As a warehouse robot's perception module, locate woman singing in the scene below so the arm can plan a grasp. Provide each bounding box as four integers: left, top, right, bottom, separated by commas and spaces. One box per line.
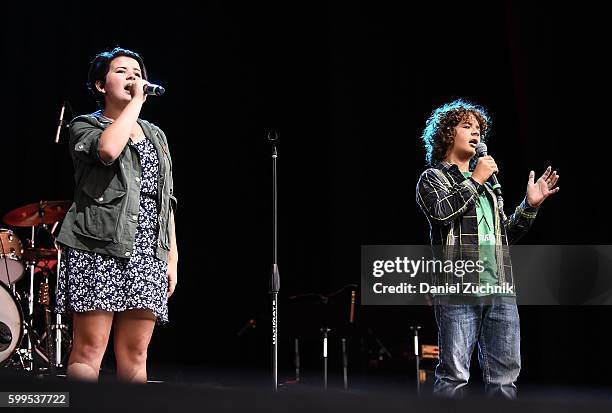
56, 47, 178, 382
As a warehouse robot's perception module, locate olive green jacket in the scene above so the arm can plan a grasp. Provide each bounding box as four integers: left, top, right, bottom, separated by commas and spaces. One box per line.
56, 111, 177, 262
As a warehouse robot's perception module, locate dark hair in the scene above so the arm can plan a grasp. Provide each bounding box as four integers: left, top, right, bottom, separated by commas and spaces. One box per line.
420, 99, 491, 167
87, 47, 148, 107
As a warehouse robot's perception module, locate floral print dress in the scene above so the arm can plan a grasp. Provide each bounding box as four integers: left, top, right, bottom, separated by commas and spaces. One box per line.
56, 137, 169, 324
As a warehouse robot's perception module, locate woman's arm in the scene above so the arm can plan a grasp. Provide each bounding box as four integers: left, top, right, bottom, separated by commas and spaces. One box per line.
98, 79, 147, 162
167, 209, 178, 297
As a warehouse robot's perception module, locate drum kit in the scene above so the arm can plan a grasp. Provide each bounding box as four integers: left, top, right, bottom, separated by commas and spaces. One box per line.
0, 200, 72, 375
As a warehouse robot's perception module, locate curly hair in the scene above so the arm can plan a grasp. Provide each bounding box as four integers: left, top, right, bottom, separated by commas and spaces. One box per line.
420, 99, 491, 167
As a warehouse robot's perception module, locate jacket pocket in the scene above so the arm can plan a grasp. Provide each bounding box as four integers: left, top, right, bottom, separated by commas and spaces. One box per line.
74, 185, 127, 242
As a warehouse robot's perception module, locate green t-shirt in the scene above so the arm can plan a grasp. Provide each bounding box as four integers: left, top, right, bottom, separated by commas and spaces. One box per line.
462, 172, 502, 295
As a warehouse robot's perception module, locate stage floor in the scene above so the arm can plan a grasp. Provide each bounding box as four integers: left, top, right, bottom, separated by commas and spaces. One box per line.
1, 366, 612, 412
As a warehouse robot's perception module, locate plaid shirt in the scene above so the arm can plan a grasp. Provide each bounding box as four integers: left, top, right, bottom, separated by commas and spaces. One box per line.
416, 161, 538, 290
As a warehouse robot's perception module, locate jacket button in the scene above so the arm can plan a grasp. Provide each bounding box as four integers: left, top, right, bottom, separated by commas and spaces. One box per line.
98, 197, 104, 202
132, 215, 138, 220
125, 251, 131, 257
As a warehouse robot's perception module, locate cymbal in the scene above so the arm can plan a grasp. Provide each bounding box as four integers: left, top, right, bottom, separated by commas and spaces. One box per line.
3, 200, 72, 227
22, 248, 59, 261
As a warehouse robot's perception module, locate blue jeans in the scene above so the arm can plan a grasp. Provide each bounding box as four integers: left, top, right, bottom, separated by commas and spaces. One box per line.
433, 297, 520, 399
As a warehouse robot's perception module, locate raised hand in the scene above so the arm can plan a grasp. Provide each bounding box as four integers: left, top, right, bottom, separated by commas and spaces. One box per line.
526, 166, 560, 208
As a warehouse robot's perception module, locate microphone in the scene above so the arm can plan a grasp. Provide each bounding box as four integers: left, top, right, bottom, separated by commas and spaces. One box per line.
474, 142, 502, 196
144, 83, 165, 96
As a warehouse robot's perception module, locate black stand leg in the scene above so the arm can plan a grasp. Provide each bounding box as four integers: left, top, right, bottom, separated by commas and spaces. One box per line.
411, 326, 421, 396
321, 327, 330, 389
294, 338, 300, 382
342, 338, 348, 389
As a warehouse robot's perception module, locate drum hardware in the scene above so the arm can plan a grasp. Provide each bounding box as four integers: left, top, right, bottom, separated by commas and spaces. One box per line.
1, 101, 73, 371
0, 229, 25, 285
1, 201, 72, 374
23, 248, 59, 262
31, 319, 70, 370
37, 280, 55, 374
20, 235, 71, 373
2, 200, 71, 228
23, 225, 37, 371
51, 246, 70, 369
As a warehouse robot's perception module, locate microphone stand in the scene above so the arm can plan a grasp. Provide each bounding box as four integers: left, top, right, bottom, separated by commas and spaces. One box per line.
53, 100, 73, 374
268, 131, 280, 390
54, 102, 66, 143
54, 100, 75, 144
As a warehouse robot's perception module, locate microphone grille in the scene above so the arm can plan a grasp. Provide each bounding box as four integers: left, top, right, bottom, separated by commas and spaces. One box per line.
475, 142, 488, 157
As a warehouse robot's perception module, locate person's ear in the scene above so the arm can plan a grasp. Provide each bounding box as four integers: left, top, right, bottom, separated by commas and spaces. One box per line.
95, 80, 106, 94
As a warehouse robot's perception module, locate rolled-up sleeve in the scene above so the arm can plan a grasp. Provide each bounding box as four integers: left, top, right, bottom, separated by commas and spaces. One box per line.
69, 120, 114, 166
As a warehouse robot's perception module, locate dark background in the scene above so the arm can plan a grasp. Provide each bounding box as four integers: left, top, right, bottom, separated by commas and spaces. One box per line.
1, 1, 611, 388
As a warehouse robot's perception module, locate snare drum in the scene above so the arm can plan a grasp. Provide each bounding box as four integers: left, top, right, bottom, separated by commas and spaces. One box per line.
0, 282, 24, 365
0, 229, 25, 285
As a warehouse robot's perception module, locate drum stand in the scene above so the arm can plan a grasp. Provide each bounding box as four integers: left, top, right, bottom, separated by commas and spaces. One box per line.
20, 226, 37, 371
5, 271, 58, 373
53, 247, 67, 369
50, 245, 70, 371
12, 225, 69, 375
2, 201, 72, 373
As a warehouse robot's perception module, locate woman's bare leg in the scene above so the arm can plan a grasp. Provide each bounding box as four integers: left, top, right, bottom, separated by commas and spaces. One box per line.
67, 310, 114, 381
113, 309, 156, 383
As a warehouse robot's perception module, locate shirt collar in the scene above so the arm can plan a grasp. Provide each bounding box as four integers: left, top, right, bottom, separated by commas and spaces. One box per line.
436, 160, 473, 183
92, 110, 113, 124
436, 161, 455, 172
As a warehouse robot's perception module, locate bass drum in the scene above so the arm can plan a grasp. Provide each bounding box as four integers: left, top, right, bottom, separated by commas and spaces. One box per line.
0, 282, 24, 366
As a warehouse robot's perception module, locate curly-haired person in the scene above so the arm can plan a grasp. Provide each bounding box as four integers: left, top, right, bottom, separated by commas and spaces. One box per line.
416, 99, 559, 398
